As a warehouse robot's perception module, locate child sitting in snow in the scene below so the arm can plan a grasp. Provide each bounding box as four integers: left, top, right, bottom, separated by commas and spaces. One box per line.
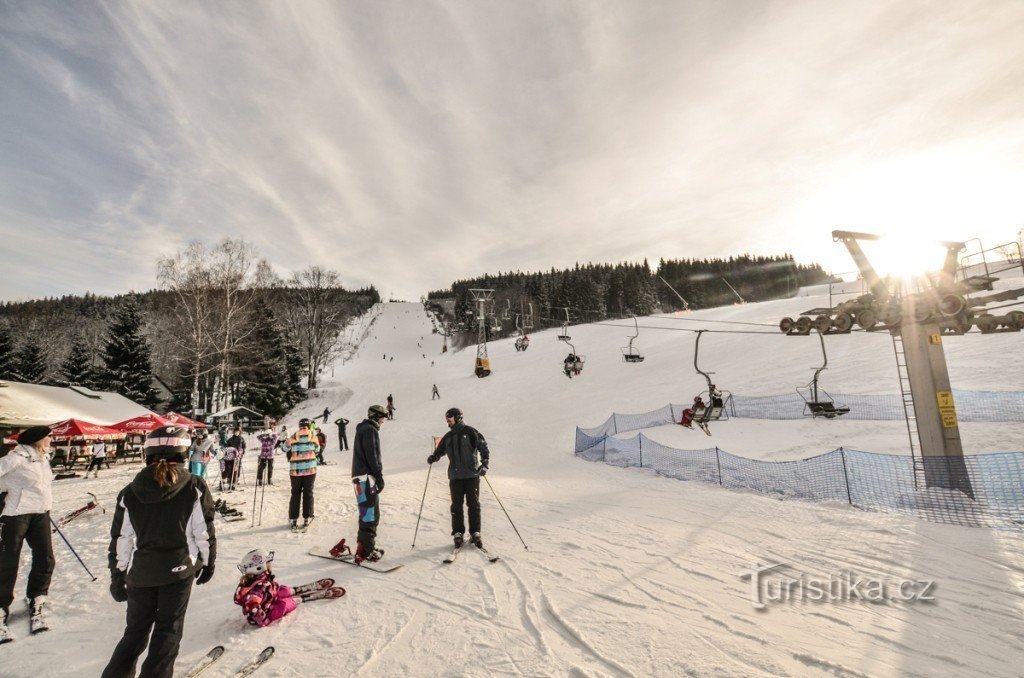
234, 549, 345, 627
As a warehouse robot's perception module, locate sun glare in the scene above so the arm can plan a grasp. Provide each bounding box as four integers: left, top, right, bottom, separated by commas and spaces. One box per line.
860, 237, 949, 280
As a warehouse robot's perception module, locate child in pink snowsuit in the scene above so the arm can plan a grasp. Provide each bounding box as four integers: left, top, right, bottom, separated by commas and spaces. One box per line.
234, 550, 298, 627
681, 395, 705, 428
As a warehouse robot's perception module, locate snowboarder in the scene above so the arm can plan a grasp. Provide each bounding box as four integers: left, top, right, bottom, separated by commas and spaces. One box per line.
102, 425, 215, 677
334, 417, 350, 451
256, 430, 278, 486
427, 407, 491, 549
284, 419, 319, 531
431, 384, 440, 400
0, 425, 56, 642
234, 549, 343, 627
350, 405, 388, 563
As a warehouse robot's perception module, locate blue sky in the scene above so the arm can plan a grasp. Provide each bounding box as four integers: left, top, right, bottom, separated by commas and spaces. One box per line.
3, 1, 1024, 301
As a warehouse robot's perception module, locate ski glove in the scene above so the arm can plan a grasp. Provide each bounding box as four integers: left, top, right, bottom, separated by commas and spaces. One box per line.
478, 466, 488, 476
376, 479, 384, 492
195, 564, 215, 585
109, 571, 128, 603
427, 455, 436, 464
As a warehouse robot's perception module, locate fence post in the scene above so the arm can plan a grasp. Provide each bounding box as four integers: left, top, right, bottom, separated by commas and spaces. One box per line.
715, 446, 723, 486
669, 403, 675, 423
638, 434, 643, 468
839, 447, 853, 505
612, 414, 618, 434
602, 436, 607, 461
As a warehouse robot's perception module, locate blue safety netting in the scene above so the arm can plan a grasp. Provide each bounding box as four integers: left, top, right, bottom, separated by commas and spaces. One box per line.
575, 434, 1024, 531
577, 391, 1024, 439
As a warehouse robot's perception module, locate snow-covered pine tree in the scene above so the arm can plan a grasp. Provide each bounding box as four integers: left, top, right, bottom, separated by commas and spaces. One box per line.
99, 297, 161, 409
13, 339, 48, 383
0, 323, 15, 380
61, 335, 96, 387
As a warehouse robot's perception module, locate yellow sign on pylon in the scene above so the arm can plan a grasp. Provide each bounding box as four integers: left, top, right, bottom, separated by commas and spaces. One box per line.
936, 391, 958, 428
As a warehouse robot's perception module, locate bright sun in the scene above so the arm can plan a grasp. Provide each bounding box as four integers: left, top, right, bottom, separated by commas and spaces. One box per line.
859, 237, 951, 280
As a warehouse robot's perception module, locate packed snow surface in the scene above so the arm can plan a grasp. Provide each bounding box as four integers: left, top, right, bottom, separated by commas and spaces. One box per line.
5, 286, 1024, 677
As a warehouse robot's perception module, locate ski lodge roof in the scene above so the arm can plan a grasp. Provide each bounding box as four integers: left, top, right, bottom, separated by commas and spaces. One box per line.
0, 380, 154, 430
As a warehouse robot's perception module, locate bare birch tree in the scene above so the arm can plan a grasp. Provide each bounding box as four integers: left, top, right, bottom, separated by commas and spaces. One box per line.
282, 266, 351, 389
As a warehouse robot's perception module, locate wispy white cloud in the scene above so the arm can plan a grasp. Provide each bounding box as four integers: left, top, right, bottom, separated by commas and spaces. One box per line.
2, 0, 1023, 301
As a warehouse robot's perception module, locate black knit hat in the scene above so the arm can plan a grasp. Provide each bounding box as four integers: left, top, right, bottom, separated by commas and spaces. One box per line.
145, 424, 190, 464
445, 407, 463, 421
18, 425, 52, 446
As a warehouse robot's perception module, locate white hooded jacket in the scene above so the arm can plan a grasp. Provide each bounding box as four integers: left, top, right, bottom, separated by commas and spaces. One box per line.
0, 444, 54, 516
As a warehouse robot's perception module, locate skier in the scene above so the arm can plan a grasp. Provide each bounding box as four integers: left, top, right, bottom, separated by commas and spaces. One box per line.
563, 353, 577, 378
225, 427, 247, 488
680, 395, 704, 429
321, 407, 331, 424
256, 429, 278, 486
427, 407, 491, 549
315, 428, 327, 465
0, 425, 56, 641
349, 405, 388, 563
386, 394, 396, 420
334, 417, 350, 451
219, 446, 240, 491
284, 419, 319, 531
188, 430, 216, 479
431, 384, 440, 400
102, 425, 215, 678
85, 440, 107, 478
234, 549, 343, 627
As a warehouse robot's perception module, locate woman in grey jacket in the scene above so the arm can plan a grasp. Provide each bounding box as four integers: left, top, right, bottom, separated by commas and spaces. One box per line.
102, 425, 216, 678
0, 425, 55, 642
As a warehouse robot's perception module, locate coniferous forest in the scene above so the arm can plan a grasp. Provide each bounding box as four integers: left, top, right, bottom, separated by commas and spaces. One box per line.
426, 254, 829, 347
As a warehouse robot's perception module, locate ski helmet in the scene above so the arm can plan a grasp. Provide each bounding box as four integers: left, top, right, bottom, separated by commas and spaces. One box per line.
145, 425, 190, 464
298, 418, 312, 428
368, 404, 387, 420
237, 548, 275, 575
445, 407, 463, 422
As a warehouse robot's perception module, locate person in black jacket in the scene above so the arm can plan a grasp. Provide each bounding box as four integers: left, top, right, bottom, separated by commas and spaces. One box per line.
427, 407, 491, 549
333, 417, 349, 451
102, 425, 216, 678
351, 405, 387, 563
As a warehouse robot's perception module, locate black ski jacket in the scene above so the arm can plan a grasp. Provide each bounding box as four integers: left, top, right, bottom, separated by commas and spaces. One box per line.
429, 422, 490, 480
108, 465, 216, 588
351, 419, 384, 485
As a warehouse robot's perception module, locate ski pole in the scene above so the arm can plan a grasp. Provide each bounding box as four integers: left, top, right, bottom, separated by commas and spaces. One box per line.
251, 464, 260, 528
483, 476, 528, 550
411, 463, 431, 548
49, 517, 98, 581
257, 472, 267, 527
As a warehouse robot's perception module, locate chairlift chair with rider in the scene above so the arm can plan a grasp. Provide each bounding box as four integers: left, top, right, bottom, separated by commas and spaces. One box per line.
797, 331, 850, 418
686, 331, 732, 435
561, 339, 585, 378
621, 316, 645, 363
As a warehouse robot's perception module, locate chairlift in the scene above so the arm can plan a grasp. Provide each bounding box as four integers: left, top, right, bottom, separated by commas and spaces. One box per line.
561, 339, 585, 378
797, 332, 850, 418
557, 308, 571, 341
514, 313, 530, 351
621, 316, 645, 363
687, 331, 732, 434
502, 299, 512, 321
523, 302, 535, 330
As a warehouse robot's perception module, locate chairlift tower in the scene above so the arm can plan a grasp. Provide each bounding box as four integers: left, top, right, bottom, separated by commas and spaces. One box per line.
469, 289, 494, 377
780, 230, 1024, 498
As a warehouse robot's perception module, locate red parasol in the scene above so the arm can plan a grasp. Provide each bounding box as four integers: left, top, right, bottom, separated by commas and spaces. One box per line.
164, 412, 207, 429
111, 413, 173, 433
46, 418, 126, 441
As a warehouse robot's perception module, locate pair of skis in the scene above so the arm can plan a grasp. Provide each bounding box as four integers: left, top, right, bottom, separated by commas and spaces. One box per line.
185, 646, 274, 677
308, 548, 403, 573
53, 492, 103, 530
291, 519, 315, 533
443, 542, 500, 564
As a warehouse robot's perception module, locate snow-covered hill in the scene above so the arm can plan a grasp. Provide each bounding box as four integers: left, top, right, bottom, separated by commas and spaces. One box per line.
5, 284, 1024, 677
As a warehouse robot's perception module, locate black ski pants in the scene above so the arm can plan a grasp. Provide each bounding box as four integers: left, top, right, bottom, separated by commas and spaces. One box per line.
449, 477, 481, 536
289, 474, 316, 520
257, 458, 274, 485
337, 431, 348, 451
102, 576, 193, 678
0, 512, 54, 610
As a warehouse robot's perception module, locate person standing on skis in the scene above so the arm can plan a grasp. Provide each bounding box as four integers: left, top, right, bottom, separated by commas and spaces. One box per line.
350, 405, 387, 563
333, 417, 349, 451
284, 419, 319, 531
427, 407, 491, 549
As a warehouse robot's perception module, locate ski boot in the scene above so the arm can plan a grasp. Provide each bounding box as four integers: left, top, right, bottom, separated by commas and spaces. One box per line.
471, 532, 483, 549
329, 539, 352, 558
27, 596, 48, 635
453, 533, 464, 549
0, 607, 12, 644
289, 520, 298, 532
302, 516, 315, 530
